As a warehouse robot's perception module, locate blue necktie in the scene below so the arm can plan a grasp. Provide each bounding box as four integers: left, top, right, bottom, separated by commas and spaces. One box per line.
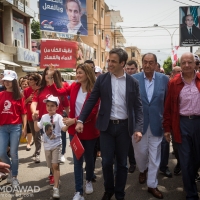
189, 29, 192, 35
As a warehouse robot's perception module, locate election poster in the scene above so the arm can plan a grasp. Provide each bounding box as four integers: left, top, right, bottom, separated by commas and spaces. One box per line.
40, 40, 94, 69
179, 6, 200, 46
39, 0, 88, 36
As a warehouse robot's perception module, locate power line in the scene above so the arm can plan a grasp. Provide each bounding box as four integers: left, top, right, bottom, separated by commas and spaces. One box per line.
156, 9, 178, 24
173, 0, 190, 5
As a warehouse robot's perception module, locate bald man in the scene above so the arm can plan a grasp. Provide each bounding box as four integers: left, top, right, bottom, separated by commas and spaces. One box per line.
163, 52, 200, 200
172, 66, 181, 77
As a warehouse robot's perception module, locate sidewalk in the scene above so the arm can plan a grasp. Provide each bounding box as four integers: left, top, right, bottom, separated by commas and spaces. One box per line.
0, 136, 199, 200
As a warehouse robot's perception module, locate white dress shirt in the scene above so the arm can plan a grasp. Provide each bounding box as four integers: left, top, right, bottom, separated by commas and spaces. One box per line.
187, 27, 192, 35
110, 73, 128, 120
67, 22, 82, 34
144, 72, 155, 102
75, 88, 87, 117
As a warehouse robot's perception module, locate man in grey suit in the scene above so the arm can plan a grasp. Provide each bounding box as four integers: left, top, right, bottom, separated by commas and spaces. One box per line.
132, 53, 169, 199
75, 48, 143, 200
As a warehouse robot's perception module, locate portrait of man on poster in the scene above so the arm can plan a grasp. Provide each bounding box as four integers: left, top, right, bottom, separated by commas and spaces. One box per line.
62, 0, 88, 35
180, 14, 200, 45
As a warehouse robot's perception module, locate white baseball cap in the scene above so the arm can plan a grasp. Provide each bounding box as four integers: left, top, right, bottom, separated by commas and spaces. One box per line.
2, 70, 18, 81
194, 54, 200, 61
43, 95, 60, 106
95, 66, 102, 74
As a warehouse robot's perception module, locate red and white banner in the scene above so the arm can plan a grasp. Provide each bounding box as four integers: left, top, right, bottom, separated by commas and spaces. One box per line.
171, 46, 179, 67
40, 40, 78, 69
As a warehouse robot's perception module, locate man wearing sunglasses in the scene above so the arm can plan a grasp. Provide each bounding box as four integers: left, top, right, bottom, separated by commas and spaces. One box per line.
31, 41, 40, 66
32, 41, 38, 52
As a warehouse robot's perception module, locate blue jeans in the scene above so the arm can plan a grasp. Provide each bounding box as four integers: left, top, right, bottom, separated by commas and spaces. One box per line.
69, 134, 97, 195
100, 120, 130, 200
0, 124, 22, 176
61, 131, 66, 155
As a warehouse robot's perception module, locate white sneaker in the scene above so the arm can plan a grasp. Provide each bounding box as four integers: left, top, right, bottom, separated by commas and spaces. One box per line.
53, 187, 60, 198
35, 155, 40, 163
60, 155, 66, 163
73, 192, 85, 200
85, 181, 93, 194
12, 177, 19, 188
7, 171, 12, 184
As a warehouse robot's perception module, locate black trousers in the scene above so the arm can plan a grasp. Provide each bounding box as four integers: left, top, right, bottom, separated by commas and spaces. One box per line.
177, 116, 200, 200
100, 120, 130, 200
160, 136, 169, 171
128, 140, 136, 166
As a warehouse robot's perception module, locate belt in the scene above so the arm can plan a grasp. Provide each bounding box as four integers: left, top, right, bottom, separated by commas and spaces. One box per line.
109, 119, 128, 124
180, 115, 200, 120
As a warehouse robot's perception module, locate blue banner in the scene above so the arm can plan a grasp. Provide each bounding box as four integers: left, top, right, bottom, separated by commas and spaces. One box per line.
39, 0, 88, 36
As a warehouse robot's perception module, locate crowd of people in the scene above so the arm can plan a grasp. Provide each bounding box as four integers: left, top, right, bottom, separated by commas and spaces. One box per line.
0, 48, 200, 200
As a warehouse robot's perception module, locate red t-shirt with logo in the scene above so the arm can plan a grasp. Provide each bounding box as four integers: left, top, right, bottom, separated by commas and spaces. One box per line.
24, 87, 38, 121
32, 85, 69, 118
0, 91, 27, 125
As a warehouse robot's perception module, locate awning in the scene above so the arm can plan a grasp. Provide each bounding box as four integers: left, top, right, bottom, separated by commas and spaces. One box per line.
0, 63, 5, 70
22, 66, 38, 72
0, 60, 20, 67
61, 72, 76, 81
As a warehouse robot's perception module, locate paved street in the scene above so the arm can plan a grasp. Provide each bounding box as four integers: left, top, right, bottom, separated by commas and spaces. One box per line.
0, 134, 199, 200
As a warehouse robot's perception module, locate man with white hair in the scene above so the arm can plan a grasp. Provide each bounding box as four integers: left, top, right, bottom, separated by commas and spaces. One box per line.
164, 52, 200, 200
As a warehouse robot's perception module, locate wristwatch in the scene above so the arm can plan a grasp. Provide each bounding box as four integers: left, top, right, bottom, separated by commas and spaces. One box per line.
77, 120, 83, 124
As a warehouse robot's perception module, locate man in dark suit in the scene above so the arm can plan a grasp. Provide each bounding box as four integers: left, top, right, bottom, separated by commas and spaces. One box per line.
75, 48, 143, 200
181, 14, 200, 45
63, 0, 88, 35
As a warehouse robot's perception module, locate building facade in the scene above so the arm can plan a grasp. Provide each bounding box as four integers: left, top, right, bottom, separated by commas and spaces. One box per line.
31, 0, 127, 72
125, 46, 142, 70
0, 0, 36, 77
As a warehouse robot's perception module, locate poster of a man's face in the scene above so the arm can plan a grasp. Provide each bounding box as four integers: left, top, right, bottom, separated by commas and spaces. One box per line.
31, 40, 41, 66
32, 41, 38, 52
185, 15, 194, 28
40, 0, 88, 36
180, 6, 200, 46
66, 1, 82, 28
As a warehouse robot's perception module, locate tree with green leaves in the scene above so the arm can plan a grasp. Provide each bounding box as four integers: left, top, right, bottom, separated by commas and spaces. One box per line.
31, 19, 41, 39
163, 57, 172, 75
163, 57, 180, 75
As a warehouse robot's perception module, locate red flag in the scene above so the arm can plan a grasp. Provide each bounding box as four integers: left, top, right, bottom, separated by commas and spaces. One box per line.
171, 46, 179, 67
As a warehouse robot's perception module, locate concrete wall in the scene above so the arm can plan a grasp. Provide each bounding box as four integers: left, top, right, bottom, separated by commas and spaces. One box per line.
3, 6, 13, 46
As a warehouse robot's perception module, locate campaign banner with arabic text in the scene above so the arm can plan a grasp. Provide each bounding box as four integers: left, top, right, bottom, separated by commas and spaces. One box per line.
39, 0, 88, 35
40, 40, 78, 69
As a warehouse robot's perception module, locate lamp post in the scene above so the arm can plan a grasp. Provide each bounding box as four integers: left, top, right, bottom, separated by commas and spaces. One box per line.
153, 24, 178, 51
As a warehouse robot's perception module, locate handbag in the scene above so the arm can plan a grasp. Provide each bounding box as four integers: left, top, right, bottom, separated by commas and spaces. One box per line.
70, 133, 85, 160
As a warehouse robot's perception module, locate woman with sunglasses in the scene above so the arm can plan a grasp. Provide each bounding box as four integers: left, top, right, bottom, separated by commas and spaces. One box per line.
48, 63, 100, 200
23, 73, 41, 152
30, 67, 69, 185
0, 70, 27, 188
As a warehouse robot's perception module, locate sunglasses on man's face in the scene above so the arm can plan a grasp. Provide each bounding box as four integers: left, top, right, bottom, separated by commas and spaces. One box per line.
32, 46, 37, 48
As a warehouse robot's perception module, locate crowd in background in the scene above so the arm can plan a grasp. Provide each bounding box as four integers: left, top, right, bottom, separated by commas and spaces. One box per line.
0, 49, 200, 200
